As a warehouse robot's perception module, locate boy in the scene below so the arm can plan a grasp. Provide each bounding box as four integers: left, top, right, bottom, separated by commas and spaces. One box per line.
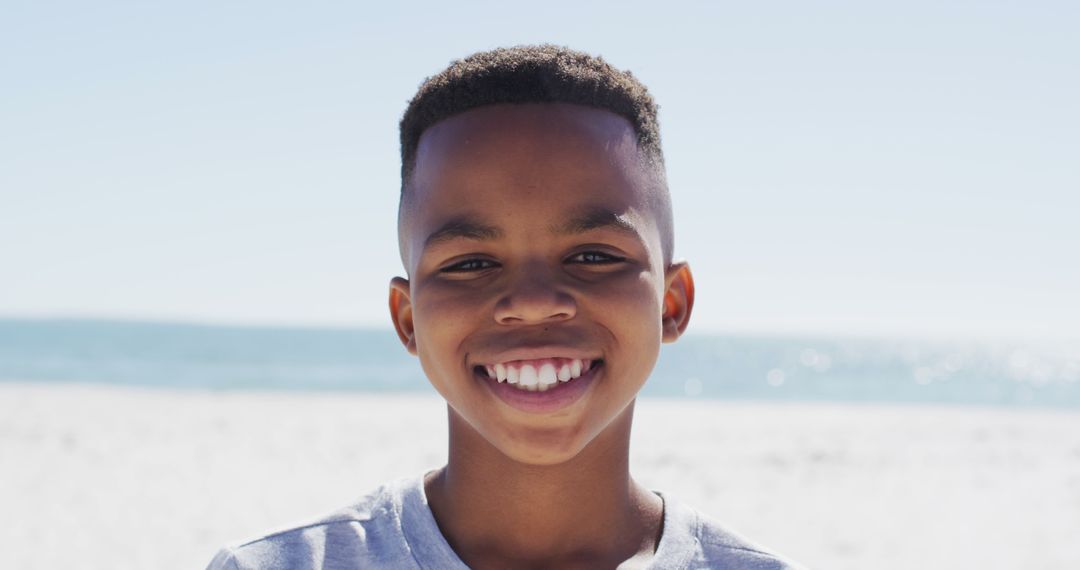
208, 45, 803, 569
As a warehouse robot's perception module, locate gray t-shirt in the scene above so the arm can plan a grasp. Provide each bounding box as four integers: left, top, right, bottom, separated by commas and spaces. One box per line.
207, 474, 804, 569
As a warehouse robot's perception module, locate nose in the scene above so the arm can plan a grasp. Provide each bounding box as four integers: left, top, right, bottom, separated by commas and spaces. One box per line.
493, 265, 577, 325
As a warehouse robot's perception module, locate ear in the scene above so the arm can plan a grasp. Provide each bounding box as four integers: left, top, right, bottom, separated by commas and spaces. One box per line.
389, 276, 417, 355
661, 261, 695, 343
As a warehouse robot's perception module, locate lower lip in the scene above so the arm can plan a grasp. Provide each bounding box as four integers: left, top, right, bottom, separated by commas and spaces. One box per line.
478, 363, 600, 414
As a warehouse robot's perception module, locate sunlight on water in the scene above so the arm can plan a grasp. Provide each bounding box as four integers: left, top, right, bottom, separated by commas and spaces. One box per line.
683, 377, 703, 397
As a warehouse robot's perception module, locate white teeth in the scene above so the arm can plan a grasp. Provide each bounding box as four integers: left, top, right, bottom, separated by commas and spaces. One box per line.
538, 363, 557, 386
484, 358, 600, 392
518, 364, 539, 386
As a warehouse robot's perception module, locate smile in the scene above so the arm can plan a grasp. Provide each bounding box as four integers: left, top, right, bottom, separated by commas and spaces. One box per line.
479, 358, 596, 392
474, 357, 603, 414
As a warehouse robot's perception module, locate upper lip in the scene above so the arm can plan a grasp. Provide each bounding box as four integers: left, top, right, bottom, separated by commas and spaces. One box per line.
473, 345, 602, 366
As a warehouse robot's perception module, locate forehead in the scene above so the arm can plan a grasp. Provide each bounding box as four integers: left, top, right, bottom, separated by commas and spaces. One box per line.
400, 104, 662, 262
416, 102, 642, 171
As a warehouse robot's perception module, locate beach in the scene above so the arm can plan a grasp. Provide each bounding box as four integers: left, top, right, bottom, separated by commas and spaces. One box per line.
2, 383, 1078, 570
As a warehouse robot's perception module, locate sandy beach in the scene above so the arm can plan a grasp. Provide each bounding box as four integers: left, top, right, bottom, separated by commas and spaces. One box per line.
2, 382, 1079, 569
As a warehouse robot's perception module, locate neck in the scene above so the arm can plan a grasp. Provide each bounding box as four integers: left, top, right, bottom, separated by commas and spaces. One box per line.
425, 403, 663, 569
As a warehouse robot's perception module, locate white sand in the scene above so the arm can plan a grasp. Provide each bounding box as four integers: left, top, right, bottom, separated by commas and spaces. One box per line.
2, 383, 1079, 570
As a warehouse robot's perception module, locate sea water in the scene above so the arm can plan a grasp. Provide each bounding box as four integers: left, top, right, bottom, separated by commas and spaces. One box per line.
1, 318, 1077, 408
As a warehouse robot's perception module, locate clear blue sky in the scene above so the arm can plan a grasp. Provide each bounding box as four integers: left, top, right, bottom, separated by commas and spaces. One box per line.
2, 0, 1077, 342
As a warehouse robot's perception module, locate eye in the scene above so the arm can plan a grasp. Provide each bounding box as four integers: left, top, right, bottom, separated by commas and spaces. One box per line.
567, 251, 626, 265
440, 258, 499, 273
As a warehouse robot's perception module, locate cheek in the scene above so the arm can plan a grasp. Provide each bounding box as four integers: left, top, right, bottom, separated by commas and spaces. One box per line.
591, 270, 664, 326
411, 290, 476, 381
413, 283, 477, 338
588, 271, 665, 369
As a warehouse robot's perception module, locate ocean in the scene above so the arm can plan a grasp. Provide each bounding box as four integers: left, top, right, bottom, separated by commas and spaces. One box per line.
1, 318, 1077, 408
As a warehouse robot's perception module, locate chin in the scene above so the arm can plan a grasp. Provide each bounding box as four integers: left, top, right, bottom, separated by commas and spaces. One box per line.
488, 423, 598, 467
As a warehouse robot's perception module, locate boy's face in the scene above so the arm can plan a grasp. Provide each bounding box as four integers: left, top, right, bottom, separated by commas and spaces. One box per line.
390, 104, 693, 465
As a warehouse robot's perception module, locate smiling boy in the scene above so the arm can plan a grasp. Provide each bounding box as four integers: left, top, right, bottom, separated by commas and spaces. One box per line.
208, 45, 802, 569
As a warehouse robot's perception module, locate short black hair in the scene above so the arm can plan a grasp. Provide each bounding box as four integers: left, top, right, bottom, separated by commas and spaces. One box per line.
399, 44, 665, 184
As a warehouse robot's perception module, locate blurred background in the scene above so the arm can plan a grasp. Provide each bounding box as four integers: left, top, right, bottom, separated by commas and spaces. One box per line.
2, 1, 1078, 569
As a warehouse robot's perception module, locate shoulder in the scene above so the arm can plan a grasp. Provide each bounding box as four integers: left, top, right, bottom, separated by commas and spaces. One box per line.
656, 494, 808, 570
206, 478, 419, 570
691, 510, 807, 569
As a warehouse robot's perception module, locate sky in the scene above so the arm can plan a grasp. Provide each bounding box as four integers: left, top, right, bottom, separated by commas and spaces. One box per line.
2, 0, 1077, 342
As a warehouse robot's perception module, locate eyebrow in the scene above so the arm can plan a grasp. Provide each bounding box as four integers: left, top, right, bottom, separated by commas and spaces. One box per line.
552, 207, 641, 238
422, 207, 642, 250
423, 216, 504, 248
